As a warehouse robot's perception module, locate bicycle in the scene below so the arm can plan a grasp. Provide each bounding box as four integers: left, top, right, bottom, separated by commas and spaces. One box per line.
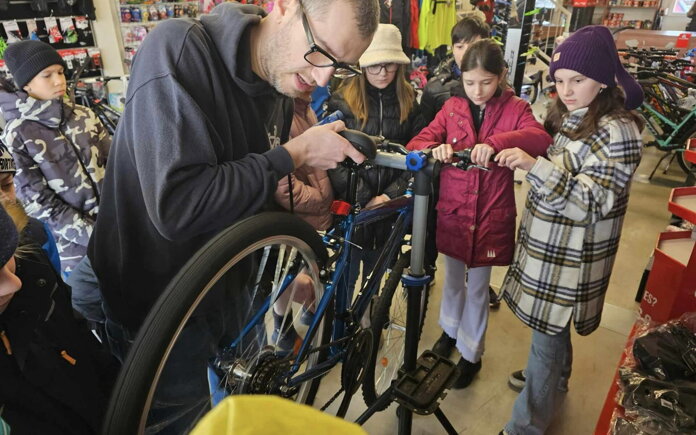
103, 130, 488, 434
68, 58, 124, 135
618, 47, 696, 177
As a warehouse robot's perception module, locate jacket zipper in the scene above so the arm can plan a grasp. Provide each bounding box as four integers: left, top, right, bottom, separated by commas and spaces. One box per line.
378, 91, 384, 137
59, 122, 101, 206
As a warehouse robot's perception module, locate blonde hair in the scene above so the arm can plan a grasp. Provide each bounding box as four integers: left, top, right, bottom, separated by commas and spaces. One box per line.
337, 64, 415, 130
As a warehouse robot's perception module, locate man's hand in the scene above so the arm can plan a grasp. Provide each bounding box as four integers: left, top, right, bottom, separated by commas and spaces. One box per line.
432, 143, 454, 163
283, 121, 366, 170
470, 143, 495, 166
494, 147, 537, 171
366, 194, 390, 208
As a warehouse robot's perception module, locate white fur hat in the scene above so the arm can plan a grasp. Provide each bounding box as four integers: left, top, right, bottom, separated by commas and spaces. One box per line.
359, 24, 410, 68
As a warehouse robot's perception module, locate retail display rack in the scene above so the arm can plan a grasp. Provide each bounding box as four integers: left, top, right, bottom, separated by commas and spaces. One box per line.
115, 0, 200, 70
1, 13, 103, 79
596, 0, 660, 29
595, 137, 696, 433
113, 0, 273, 71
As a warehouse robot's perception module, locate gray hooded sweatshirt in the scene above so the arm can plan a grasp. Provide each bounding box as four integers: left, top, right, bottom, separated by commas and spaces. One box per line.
88, 3, 295, 331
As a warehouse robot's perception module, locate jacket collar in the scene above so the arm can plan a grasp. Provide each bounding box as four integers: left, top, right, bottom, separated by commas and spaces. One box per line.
0, 91, 65, 128
366, 79, 397, 98
561, 107, 590, 133
467, 87, 515, 120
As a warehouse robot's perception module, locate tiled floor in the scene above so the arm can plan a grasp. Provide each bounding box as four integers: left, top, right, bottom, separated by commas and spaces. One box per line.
309, 146, 693, 434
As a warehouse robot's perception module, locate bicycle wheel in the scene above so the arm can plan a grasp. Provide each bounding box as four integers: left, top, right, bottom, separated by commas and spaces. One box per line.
103, 212, 333, 435
361, 250, 430, 409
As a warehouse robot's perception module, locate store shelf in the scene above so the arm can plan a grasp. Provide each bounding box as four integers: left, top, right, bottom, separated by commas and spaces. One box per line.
686, 138, 696, 164
668, 186, 696, 224
120, 21, 159, 26
602, 5, 659, 8
119, 0, 197, 5
657, 236, 696, 266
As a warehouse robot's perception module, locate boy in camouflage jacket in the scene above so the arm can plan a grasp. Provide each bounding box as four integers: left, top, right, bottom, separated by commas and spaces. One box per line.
0, 41, 110, 274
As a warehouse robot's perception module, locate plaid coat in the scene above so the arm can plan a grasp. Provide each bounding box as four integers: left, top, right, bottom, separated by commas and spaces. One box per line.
501, 108, 642, 336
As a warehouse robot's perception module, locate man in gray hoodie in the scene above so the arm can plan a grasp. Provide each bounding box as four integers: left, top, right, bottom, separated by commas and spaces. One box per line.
89, 0, 379, 430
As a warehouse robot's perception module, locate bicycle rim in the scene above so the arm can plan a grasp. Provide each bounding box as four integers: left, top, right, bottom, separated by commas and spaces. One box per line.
103, 213, 330, 435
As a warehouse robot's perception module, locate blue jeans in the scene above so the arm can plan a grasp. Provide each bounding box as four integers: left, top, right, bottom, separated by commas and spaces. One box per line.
66, 256, 106, 323
505, 324, 573, 435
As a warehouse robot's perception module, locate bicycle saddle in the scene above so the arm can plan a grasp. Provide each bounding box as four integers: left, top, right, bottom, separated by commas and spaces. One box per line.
338, 129, 378, 161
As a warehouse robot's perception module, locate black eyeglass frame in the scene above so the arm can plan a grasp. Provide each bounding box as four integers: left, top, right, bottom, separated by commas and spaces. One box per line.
300, 4, 362, 78
365, 63, 400, 75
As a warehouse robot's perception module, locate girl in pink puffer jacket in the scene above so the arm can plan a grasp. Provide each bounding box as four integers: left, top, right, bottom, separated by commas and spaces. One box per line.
407, 39, 551, 389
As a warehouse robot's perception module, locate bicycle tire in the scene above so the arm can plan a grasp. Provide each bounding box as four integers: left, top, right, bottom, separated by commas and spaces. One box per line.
361, 251, 430, 409
103, 212, 332, 435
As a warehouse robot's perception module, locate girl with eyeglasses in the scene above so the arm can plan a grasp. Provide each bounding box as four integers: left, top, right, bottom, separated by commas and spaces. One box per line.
327, 23, 426, 301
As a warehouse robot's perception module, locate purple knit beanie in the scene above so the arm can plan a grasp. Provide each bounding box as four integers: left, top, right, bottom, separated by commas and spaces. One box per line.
549, 25, 643, 110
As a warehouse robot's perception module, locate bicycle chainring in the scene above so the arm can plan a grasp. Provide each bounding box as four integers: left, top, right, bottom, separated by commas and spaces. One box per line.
341, 328, 374, 396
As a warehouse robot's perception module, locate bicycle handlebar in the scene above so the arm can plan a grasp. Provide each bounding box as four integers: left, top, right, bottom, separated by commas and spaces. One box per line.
338, 129, 493, 174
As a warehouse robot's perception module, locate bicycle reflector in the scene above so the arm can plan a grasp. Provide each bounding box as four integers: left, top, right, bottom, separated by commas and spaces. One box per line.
406, 151, 428, 171
331, 200, 351, 216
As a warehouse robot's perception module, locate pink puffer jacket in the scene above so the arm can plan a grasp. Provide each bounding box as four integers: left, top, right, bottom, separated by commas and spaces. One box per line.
407, 89, 552, 267
275, 99, 334, 230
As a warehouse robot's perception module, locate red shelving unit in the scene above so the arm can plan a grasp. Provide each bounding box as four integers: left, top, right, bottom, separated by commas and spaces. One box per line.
685, 138, 696, 166
595, 178, 696, 434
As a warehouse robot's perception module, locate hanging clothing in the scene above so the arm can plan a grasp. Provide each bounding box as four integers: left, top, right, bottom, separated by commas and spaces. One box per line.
409, 0, 420, 49
418, 0, 458, 54
380, 0, 412, 53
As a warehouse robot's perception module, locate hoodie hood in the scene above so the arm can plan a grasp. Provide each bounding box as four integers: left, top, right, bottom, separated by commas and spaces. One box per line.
200, 2, 274, 97
0, 90, 64, 128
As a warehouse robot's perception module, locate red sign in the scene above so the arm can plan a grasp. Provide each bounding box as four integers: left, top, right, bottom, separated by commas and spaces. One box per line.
572, 0, 597, 6
676, 33, 692, 48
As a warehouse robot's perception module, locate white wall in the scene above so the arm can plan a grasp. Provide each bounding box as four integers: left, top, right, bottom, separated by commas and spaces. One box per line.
661, 0, 692, 30
91, 0, 126, 78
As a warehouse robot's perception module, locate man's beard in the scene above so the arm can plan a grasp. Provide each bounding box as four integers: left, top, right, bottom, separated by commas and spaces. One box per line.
260, 25, 302, 98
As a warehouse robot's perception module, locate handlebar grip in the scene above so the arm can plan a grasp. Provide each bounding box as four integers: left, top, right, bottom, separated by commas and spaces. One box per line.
337, 129, 377, 160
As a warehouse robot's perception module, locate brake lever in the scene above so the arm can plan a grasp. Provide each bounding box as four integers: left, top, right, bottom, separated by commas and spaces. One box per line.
453, 161, 491, 171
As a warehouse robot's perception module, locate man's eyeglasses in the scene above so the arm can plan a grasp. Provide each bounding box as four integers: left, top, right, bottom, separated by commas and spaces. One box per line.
365, 63, 399, 75
300, 4, 361, 79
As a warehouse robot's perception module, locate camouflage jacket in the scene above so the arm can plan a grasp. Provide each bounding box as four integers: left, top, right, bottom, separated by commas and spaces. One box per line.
0, 91, 110, 273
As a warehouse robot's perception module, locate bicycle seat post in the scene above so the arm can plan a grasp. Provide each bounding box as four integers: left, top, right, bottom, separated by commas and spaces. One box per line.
398, 169, 430, 434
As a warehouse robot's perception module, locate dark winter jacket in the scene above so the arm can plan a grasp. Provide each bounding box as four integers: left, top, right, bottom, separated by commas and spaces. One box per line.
327, 79, 426, 248
0, 251, 119, 435
0, 93, 110, 274
88, 3, 295, 332
380, 0, 412, 52
420, 57, 463, 124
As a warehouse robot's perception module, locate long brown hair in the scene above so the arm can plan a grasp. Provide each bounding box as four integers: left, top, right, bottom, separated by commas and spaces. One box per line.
336, 64, 415, 130
544, 87, 645, 140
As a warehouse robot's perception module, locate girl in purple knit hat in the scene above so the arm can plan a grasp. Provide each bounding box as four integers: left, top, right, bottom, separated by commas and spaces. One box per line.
494, 25, 645, 434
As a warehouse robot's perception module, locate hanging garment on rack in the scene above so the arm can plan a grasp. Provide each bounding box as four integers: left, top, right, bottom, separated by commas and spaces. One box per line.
409, 0, 419, 49
418, 0, 458, 54
473, 0, 495, 23
380, 0, 412, 53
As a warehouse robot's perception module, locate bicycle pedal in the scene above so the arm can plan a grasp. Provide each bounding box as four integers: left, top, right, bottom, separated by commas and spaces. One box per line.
392, 351, 459, 415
